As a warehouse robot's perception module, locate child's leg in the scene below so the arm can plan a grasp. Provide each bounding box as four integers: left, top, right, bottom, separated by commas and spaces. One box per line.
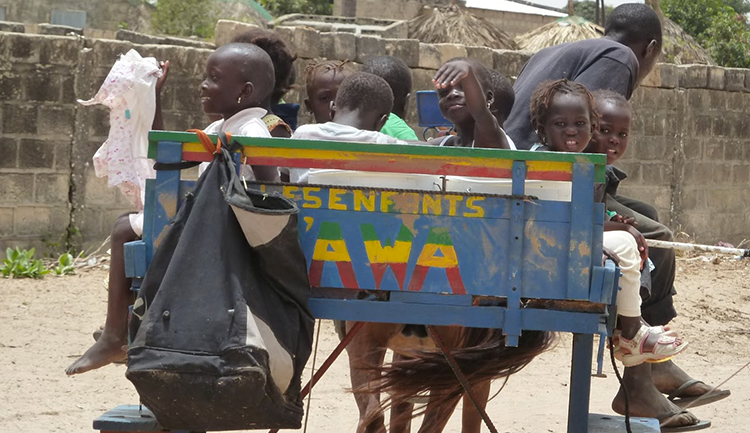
603, 230, 642, 337
603, 231, 686, 367
66, 213, 138, 375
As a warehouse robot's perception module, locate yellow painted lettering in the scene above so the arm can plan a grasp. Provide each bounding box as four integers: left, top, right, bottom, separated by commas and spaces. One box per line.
312, 240, 351, 262
302, 187, 322, 208
353, 190, 376, 212
444, 195, 464, 216
380, 191, 397, 212
422, 194, 442, 215
364, 240, 412, 263
416, 244, 459, 268
282, 185, 299, 199
329, 188, 347, 211
463, 197, 485, 218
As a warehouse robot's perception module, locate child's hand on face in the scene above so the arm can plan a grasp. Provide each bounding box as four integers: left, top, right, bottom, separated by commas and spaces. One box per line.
155, 60, 170, 94
433, 62, 471, 89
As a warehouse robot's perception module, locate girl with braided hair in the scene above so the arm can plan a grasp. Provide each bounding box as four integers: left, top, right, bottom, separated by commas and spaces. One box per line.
303, 59, 354, 123
529, 78, 688, 369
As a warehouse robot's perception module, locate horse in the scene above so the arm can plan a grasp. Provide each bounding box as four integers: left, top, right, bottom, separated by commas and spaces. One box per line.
338, 321, 554, 433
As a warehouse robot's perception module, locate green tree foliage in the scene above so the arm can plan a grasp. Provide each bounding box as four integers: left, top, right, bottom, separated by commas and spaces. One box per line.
259, 0, 333, 16
152, 0, 216, 39
724, 0, 750, 14
701, 11, 750, 67
662, 0, 750, 68
564, 1, 614, 24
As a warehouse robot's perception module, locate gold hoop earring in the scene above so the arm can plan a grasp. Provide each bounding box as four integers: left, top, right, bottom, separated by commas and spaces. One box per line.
237, 97, 242, 104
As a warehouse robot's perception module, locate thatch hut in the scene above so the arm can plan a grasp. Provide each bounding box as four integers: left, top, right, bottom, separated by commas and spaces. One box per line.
407, 3, 518, 50
514, 13, 713, 65
514, 16, 602, 52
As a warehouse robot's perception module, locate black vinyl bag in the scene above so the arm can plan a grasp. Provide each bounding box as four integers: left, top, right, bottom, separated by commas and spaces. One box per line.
126, 141, 314, 431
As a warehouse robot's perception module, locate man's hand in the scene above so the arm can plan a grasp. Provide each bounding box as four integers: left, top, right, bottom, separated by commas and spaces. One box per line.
610, 214, 637, 227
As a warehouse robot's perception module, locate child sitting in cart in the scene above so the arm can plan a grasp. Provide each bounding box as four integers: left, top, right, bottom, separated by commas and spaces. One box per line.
290, 71, 407, 183
527, 78, 687, 368
430, 58, 513, 149
66, 43, 279, 375
304, 59, 354, 124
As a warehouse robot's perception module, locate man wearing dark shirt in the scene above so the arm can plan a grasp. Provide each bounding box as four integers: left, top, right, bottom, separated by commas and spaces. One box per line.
506, 4, 719, 431
506, 5, 659, 150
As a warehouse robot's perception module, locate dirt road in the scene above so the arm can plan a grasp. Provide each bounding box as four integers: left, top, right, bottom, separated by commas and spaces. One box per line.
1, 257, 747, 432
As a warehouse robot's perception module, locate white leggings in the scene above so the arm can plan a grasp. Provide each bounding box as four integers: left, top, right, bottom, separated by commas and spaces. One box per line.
603, 230, 642, 318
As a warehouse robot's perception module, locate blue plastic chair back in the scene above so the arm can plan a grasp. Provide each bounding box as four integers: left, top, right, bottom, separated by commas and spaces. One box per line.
416, 90, 452, 128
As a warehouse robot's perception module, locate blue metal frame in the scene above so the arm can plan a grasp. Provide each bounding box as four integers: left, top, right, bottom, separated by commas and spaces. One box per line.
117, 137, 627, 433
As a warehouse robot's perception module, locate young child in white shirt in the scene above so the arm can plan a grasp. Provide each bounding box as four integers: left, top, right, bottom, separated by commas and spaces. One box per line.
290, 72, 409, 183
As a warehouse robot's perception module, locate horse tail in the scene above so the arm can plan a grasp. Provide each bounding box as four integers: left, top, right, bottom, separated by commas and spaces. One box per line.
360, 328, 555, 425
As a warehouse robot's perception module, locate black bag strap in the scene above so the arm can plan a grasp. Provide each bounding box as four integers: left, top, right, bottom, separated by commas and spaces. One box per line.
153, 161, 201, 171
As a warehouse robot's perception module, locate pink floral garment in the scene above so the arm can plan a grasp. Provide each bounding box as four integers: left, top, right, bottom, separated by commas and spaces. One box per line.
79, 50, 161, 211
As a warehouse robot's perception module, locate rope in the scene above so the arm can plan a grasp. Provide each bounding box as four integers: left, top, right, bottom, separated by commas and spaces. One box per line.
609, 336, 632, 433
268, 321, 365, 433
682, 359, 750, 411
426, 325, 499, 433
302, 320, 322, 433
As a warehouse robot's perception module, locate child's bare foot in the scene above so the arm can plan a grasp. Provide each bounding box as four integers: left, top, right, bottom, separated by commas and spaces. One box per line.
66, 330, 127, 375
612, 363, 705, 429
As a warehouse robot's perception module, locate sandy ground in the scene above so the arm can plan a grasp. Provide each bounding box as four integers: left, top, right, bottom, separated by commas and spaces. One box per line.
1, 257, 749, 433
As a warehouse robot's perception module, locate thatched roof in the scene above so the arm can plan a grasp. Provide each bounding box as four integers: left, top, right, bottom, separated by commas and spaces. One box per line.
515, 16, 602, 52
407, 4, 517, 50
661, 16, 714, 65
514, 13, 714, 65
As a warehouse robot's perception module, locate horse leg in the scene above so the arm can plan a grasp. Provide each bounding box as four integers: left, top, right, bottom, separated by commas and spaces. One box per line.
416, 392, 461, 433
461, 378, 491, 433
345, 322, 394, 433
388, 352, 414, 433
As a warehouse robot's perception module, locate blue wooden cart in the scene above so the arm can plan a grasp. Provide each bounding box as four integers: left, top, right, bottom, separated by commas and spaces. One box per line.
95, 131, 660, 433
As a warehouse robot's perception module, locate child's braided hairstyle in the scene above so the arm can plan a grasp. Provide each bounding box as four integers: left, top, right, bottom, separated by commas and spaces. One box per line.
304, 59, 353, 90
530, 79, 599, 143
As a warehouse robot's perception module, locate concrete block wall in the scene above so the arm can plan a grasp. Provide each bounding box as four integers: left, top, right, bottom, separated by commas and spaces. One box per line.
0, 32, 209, 253
332, 0, 558, 37
618, 63, 750, 244
333, 0, 445, 21
2, 26, 749, 252
465, 8, 559, 37
0, 33, 80, 252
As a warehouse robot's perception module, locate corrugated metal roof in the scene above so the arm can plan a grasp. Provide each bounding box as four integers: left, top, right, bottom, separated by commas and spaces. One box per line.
466, 0, 567, 17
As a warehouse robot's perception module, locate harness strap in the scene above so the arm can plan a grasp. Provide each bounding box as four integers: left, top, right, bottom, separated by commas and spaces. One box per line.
187, 129, 232, 154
